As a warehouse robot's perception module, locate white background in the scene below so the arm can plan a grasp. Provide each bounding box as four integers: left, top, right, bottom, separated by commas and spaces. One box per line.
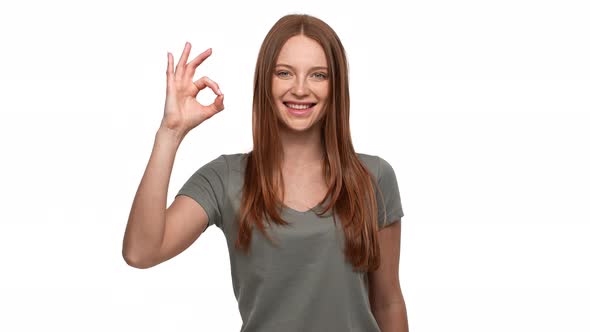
1, 0, 588, 331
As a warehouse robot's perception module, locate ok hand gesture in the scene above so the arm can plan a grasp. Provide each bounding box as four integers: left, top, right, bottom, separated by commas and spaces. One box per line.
160, 42, 224, 139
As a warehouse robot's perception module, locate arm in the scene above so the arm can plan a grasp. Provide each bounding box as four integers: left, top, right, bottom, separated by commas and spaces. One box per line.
368, 220, 409, 332
122, 128, 209, 269
122, 42, 225, 269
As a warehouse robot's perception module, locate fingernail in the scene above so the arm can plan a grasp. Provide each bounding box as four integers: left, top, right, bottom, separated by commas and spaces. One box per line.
217, 88, 222, 95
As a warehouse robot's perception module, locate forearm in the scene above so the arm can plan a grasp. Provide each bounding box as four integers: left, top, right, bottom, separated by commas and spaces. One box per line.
122, 127, 182, 267
372, 299, 409, 332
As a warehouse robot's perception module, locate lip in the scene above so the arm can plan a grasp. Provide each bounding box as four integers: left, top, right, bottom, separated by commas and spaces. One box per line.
284, 101, 316, 105
284, 102, 315, 116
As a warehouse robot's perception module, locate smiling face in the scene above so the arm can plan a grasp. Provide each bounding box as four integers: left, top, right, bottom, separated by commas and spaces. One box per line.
272, 34, 330, 132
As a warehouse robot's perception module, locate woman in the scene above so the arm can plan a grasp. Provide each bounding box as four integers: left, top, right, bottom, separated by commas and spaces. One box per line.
123, 14, 408, 332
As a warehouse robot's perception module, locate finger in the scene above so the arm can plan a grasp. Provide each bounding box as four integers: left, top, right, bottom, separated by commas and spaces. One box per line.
166, 52, 174, 88
174, 42, 191, 78
207, 93, 225, 113
186, 48, 212, 79
193, 76, 223, 95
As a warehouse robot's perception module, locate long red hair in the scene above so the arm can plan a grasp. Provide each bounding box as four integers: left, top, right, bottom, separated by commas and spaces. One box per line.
235, 14, 388, 273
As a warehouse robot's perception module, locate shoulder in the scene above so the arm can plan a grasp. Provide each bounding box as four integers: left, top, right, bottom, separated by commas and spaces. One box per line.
217, 152, 250, 173
222, 152, 392, 178
356, 153, 399, 186
193, 152, 247, 177
356, 152, 384, 177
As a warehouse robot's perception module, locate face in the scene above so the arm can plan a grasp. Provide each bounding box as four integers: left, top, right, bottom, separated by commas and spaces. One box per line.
272, 35, 330, 132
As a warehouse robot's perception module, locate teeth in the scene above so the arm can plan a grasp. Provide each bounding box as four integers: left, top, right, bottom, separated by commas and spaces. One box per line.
286, 103, 313, 110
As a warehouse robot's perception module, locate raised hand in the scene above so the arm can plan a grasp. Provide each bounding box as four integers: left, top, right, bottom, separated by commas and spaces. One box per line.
160, 42, 224, 139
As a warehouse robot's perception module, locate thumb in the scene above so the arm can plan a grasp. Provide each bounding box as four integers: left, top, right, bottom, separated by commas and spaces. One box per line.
209, 93, 225, 113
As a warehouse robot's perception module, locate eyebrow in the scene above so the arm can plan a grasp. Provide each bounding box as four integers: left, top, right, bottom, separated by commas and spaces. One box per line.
275, 63, 328, 71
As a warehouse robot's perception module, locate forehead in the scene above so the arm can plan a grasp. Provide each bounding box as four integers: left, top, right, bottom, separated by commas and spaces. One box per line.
276, 35, 328, 67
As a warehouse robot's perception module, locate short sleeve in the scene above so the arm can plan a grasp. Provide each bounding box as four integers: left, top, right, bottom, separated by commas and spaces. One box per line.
376, 156, 404, 228
175, 154, 228, 231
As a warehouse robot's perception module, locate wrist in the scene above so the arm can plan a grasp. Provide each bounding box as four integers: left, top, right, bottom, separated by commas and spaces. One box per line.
155, 126, 185, 147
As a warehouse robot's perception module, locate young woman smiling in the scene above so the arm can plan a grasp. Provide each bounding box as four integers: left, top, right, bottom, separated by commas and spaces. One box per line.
123, 14, 407, 332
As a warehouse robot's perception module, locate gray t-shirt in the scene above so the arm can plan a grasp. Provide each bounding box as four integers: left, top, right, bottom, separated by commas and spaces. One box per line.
176, 152, 404, 332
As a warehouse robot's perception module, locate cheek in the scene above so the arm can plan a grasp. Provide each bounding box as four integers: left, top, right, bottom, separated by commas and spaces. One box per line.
317, 84, 330, 101
272, 79, 288, 96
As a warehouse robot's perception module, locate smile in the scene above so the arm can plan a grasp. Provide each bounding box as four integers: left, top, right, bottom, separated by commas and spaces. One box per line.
284, 102, 316, 109
283, 102, 316, 116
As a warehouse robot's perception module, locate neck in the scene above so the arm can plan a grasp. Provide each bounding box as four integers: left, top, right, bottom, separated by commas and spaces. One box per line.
280, 134, 324, 168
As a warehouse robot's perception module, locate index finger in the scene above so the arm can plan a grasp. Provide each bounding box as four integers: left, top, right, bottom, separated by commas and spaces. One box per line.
187, 48, 212, 73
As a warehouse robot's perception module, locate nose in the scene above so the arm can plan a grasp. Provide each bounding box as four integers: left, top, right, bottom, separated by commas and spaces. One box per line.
291, 76, 310, 96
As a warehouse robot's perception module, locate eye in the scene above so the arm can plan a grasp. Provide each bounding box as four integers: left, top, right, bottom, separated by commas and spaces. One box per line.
312, 72, 328, 79
276, 71, 290, 77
